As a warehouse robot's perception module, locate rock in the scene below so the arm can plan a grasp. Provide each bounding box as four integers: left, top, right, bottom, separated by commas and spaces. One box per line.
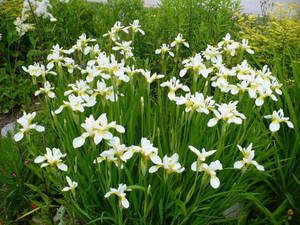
222, 202, 241, 218
1, 121, 16, 138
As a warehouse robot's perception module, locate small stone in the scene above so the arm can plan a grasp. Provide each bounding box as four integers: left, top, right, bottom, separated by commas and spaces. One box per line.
223, 202, 241, 218
1, 121, 16, 138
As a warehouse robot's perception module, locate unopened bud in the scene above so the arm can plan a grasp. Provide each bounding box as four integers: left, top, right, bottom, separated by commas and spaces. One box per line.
140, 96, 144, 108
51, 110, 56, 118
147, 184, 151, 194
203, 80, 209, 94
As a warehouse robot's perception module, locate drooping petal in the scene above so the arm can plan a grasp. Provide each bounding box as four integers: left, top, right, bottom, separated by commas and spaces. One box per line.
177, 167, 185, 173
168, 93, 176, 101
210, 177, 220, 189
121, 151, 133, 161
47, 62, 54, 70
102, 131, 113, 140
41, 163, 49, 168
191, 161, 199, 171
179, 68, 187, 77
269, 122, 280, 132
64, 90, 72, 96
14, 132, 24, 142
116, 125, 125, 133
256, 164, 264, 171
104, 192, 111, 198
57, 163, 68, 172
54, 106, 64, 114
150, 155, 162, 165
35, 125, 45, 132
149, 165, 159, 173
76, 105, 85, 112
234, 161, 243, 169
121, 198, 129, 208
48, 92, 55, 98
207, 118, 218, 127
182, 85, 190, 92
62, 187, 70, 192
73, 136, 86, 148
94, 134, 103, 145
287, 121, 294, 128
255, 98, 264, 106
233, 117, 242, 124
247, 49, 254, 54
34, 156, 45, 163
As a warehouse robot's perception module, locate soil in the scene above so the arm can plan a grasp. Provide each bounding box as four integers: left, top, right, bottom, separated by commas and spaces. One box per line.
0, 100, 41, 131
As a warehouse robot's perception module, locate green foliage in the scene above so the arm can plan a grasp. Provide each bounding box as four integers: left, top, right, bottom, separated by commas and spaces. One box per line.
0, 0, 23, 18
0, 15, 34, 113
0, 0, 240, 113
234, 3, 300, 74
155, 0, 240, 48
0, 68, 32, 114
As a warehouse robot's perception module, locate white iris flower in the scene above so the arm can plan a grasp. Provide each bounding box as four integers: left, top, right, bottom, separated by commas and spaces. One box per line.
264, 109, 294, 132
62, 176, 78, 192
149, 153, 185, 174
105, 184, 132, 209
14, 112, 45, 142
73, 114, 125, 148
194, 160, 223, 189
34, 147, 68, 171
155, 44, 174, 57
207, 101, 246, 127
160, 77, 190, 100
171, 33, 189, 48
34, 81, 55, 98
234, 143, 264, 171
188, 145, 216, 170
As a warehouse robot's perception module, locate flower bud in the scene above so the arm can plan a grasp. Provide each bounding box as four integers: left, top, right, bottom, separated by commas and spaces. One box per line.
140, 96, 144, 109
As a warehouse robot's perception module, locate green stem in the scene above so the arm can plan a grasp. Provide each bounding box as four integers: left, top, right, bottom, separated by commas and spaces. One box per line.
175, 46, 179, 72
27, 0, 45, 64
192, 71, 198, 93
216, 123, 228, 159
118, 207, 123, 225
162, 54, 167, 75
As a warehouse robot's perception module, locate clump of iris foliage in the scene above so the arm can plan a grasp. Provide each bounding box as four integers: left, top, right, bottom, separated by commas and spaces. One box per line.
0, 0, 238, 114
0, 0, 299, 225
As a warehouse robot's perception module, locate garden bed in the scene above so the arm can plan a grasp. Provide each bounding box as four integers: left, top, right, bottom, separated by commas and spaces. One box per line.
0, 0, 299, 224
